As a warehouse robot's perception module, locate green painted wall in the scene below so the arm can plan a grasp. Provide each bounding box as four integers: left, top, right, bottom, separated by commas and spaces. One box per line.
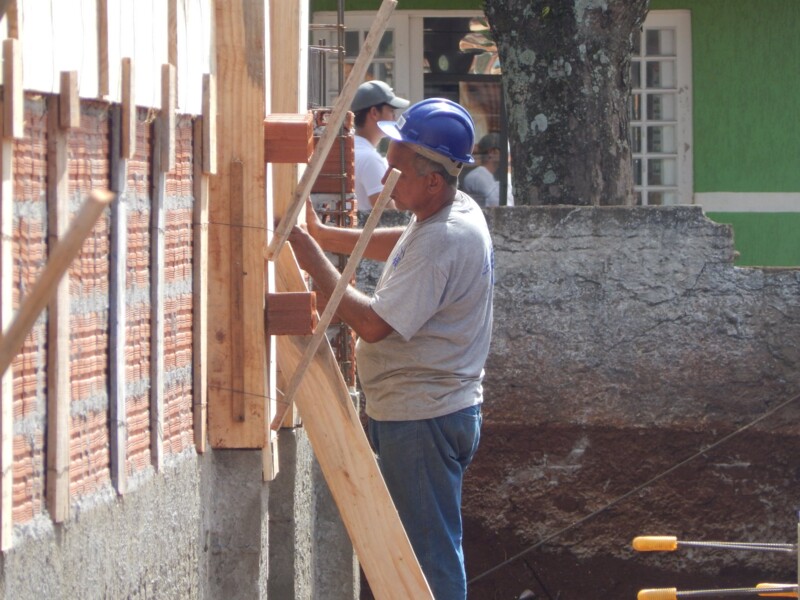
707, 212, 800, 267
650, 0, 800, 193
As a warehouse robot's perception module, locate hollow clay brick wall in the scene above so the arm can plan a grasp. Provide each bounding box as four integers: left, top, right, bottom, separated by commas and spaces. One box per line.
8, 97, 197, 525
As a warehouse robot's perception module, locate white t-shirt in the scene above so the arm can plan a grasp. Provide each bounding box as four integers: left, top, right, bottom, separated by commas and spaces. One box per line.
461, 165, 499, 207
356, 192, 494, 421
354, 135, 388, 213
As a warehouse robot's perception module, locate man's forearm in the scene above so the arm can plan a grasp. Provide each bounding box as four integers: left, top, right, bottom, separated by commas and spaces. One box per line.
315, 224, 404, 262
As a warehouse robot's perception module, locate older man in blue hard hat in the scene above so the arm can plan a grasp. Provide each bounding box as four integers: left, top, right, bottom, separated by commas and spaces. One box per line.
288, 98, 493, 600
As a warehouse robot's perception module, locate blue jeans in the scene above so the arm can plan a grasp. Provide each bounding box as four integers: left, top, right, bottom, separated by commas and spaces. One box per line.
368, 405, 482, 600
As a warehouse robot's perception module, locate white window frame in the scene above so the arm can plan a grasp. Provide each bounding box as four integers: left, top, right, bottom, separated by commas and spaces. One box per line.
632, 10, 693, 205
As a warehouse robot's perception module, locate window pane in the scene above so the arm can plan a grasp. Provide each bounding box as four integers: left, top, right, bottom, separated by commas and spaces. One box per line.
633, 159, 643, 186
647, 125, 676, 153
647, 158, 677, 185
645, 28, 676, 56
631, 60, 641, 88
376, 31, 394, 58
646, 60, 676, 88
345, 31, 360, 56
371, 62, 394, 85
630, 127, 642, 153
648, 191, 679, 206
646, 93, 676, 121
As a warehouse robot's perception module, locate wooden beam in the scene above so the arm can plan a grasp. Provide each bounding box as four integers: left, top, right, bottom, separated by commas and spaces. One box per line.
202, 74, 217, 175
160, 64, 176, 173
121, 58, 136, 160
167, 0, 178, 69
0, 113, 13, 551
97, 0, 109, 98
59, 71, 80, 130
266, 0, 397, 260
207, 0, 267, 448
269, 0, 307, 432
275, 246, 433, 599
45, 96, 71, 521
109, 106, 128, 493
270, 170, 399, 430
150, 118, 166, 470
192, 117, 208, 453
2, 38, 22, 139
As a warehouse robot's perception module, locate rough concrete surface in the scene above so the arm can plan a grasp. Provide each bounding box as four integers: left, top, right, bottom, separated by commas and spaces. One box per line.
462, 206, 800, 599
0, 451, 202, 599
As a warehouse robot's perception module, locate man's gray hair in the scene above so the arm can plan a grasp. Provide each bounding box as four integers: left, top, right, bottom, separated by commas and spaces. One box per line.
412, 153, 458, 187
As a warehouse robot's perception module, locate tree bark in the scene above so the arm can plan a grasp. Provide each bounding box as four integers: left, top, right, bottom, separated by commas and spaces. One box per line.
485, 0, 650, 205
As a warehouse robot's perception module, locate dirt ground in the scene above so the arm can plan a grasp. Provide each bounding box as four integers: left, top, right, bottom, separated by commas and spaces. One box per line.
361, 420, 799, 599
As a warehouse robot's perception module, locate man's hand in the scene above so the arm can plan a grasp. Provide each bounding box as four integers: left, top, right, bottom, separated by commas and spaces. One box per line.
286, 220, 324, 275
304, 198, 323, 241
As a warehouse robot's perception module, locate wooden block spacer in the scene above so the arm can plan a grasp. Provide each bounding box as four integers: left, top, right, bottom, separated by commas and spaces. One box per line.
266, 291, 319, 336
263, 112, 314, 164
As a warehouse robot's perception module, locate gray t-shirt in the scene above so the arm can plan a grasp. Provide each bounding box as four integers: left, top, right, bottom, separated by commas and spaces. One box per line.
356, 191, 494, 421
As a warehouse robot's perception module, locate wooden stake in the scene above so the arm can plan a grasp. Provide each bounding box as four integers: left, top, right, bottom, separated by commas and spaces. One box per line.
270, 169, 399, 430
0, 190, 114, 377
121, 58, 136, 160
192, 117, 208, 454
150, 119, 166, 470
45, 96, 71, 521
109, 106, 129, 494
2, 38, 23, 139
160, 64, 176, 173
265, 0, 397, 260
59, 71, 80, 130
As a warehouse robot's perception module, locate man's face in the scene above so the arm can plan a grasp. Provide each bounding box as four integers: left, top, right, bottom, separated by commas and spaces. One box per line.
382, 142, 434, 214
379, 104, 397, 121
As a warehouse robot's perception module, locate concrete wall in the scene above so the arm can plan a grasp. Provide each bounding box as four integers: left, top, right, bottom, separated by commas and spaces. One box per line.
0, 441, 356, 600
464, 206, 800, 598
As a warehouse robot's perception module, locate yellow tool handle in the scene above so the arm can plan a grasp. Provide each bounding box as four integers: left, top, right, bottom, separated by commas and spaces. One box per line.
632, 536, 679, 552
757, 583, 799, 597
637, 588, 678, 600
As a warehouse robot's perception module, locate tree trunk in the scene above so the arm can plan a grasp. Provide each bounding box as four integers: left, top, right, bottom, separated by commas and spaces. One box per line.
485, 0, 650, 205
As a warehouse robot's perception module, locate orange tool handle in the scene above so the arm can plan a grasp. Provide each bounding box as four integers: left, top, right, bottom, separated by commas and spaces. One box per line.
638, 588, 678, 600
757, 583, 799, 597
633, 536, 679, 552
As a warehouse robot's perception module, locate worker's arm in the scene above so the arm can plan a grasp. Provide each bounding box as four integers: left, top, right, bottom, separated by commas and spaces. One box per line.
288, 222, 394, 343
305, 199, 403, 262
367, 191, 396, 212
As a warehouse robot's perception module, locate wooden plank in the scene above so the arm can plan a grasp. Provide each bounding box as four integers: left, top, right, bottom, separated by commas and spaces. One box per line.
2, 38, 22, 139
97, 0, 109, 98
275, 246, 433, 599
201, 74, 216, 175
160, 64, 176, 173
0, 123, 14, 551
269, 0, 307, 432
167, 0, 178, 69
45, 96, 71, 521
0, 190, 114, 377
228, 159, 245, 423
59, 71, 80, 130
150, 118, 166, 469
109, 106, 128, 493
266, 0, 397, 261
207, 0, 267, 448
271, 169, 399, 430
192, 117, 208, 453
121, 58, 136, 160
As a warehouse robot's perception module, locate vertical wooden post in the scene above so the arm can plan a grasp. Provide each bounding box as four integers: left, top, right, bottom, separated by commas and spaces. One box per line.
208, 0, 268, 448
3, 39, 23, 139
269, 0, 307, 434
109, 105, 128, 494
45, 94, 71, 522
97, 0, 109, 98
0, 106, 14, 551
192, 117, 208, 454
121, 58, 136, 160
150, 119, 166, 470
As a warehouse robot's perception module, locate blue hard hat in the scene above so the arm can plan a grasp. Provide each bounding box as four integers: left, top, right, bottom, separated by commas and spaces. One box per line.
378, 98, 476, 166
